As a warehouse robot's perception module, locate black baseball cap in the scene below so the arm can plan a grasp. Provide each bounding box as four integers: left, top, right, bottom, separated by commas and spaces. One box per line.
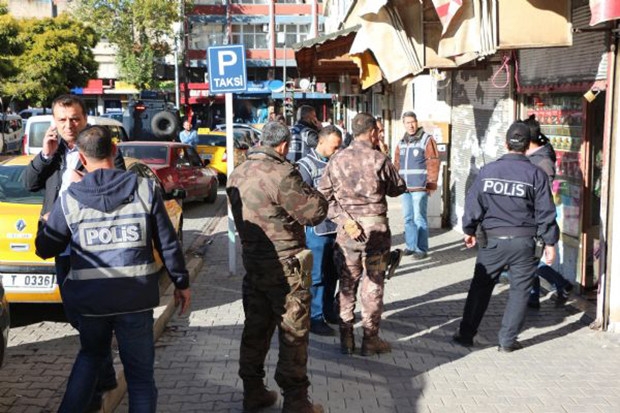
506, 122, 531, 145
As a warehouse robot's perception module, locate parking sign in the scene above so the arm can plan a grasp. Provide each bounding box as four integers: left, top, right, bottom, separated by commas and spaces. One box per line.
207, 45, 247, 93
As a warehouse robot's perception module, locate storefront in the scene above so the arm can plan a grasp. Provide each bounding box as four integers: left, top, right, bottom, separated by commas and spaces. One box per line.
517, 2, 609, 299
520, 89, 605, 294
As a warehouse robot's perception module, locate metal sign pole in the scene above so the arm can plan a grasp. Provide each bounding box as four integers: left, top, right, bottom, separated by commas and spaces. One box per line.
226, 92, 236, 275
207, 44, 247, 276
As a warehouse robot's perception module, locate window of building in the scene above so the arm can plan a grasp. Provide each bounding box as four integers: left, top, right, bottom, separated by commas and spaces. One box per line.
190, 23, 228, 50
231, 24, 268, 49
283, 23, 310, 45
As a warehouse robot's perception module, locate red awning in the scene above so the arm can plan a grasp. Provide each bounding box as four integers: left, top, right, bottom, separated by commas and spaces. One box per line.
82, 79, 103, 95
180, 82, 210, 91
590, 0, 620, 26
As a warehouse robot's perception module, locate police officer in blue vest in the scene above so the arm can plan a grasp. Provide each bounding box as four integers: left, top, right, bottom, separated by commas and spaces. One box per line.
298, 125, 343, 335
36, 125, 191, 412
393, 111, 440, 260
453, 121, 559, 352
287, 105, 320, 163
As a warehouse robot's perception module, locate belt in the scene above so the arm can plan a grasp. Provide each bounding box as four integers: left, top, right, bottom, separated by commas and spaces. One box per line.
489, 235, 529, 240
357, 216, 388, 225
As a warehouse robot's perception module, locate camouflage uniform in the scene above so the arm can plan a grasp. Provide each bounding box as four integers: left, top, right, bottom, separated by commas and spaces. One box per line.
226, 146, 327, 395
318, 140, 406, 336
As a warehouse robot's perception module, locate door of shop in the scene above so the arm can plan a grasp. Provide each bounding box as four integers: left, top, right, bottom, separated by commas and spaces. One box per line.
582, 93, 605, 297
522, 91, 604, 299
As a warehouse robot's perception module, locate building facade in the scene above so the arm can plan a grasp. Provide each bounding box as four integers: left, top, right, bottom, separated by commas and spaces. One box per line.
186, 0, 333, 127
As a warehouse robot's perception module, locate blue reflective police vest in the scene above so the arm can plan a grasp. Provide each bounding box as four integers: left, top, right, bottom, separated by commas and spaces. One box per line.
297, 149, 337, 235
60, 177, 165, 316
399, 132, 432, 189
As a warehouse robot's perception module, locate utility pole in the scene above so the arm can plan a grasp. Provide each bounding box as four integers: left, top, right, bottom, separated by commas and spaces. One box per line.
283, 43, 287, 85
181, 0, 189, 118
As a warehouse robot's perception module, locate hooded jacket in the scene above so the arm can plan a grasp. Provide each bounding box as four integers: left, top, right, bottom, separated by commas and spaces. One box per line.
527, 143, 557, 184
35, 169, 189, 316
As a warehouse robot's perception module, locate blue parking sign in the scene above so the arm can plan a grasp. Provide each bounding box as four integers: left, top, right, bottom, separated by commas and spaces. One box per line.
207, 45, 247, 93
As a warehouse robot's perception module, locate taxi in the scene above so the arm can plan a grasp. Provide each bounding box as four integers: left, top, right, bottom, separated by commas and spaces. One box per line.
195, 128, 252, 181
0, 155, 184, 304
0, 155, 57, 303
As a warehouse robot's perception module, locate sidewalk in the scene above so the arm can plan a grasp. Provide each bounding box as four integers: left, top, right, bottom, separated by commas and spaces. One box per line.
131, 197, 620, 413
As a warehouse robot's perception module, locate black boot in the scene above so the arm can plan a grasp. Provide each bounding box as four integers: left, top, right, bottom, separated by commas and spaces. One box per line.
243, 380, 278, 412
339, 323, 355, 355
361, 331, 391, 356
282, 388, 324, 413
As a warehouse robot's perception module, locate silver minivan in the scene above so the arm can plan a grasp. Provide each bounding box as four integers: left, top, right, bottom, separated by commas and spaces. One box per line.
0, 114, 23, 155
23, 115, 129, 155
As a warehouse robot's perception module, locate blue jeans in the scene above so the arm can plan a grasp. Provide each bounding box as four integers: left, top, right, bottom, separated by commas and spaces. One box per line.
56, 256, 117, 391
305, 227, 337, 321
401, 191, 429, 253
529, 264, 570, 302
58, 310, 157, 413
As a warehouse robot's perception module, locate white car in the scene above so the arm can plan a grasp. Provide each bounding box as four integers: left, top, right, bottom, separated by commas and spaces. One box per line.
23, 115, 130, 155
0, 114, 23, 155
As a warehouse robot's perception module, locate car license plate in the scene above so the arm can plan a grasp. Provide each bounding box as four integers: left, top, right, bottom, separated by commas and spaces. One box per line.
201, 154, 212, 160
1, 274, 56, 290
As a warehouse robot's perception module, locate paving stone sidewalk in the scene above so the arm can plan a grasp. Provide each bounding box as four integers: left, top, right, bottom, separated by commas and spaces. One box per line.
125, 197, 620, 413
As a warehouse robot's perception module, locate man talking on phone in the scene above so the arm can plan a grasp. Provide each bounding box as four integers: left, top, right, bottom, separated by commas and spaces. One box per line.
22, 94, 125, 410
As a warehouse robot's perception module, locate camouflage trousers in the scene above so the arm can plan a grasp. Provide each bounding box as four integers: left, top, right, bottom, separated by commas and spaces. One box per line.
239, 254, 311, 393
334, 220, 391, 336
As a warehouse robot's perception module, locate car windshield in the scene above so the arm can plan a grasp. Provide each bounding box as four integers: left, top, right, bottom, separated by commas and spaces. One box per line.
119, 145, 169, 165
197, 133, 226, 146
0, 165, 44, 204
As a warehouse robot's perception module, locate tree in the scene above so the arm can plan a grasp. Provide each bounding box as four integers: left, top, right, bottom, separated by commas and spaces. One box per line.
0, 14, 99, 106
73, 0, 190, 90
0, 4, 22, 81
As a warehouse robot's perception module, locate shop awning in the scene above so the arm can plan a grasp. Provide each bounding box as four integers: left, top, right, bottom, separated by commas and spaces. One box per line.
292, 25, 362, 84
590, 0, 620, 26
294, 0, 574, 90
71, 79, 104, 95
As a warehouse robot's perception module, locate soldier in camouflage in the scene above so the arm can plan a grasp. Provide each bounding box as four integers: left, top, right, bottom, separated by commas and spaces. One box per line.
226, 121, 328, 413
318, 112, 407, 356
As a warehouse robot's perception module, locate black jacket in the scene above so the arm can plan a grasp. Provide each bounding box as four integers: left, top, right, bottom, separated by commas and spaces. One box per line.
22, 139, 125, 217
462, 153, 559, 246
527, 143, 556, 184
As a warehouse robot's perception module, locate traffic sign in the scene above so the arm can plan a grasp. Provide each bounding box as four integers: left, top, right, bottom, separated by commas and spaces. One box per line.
207, 45, 247, 93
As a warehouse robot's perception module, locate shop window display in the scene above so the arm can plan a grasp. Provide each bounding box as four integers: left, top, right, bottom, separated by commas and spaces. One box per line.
523, 93, 585, 285
525, 94, 583, 238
